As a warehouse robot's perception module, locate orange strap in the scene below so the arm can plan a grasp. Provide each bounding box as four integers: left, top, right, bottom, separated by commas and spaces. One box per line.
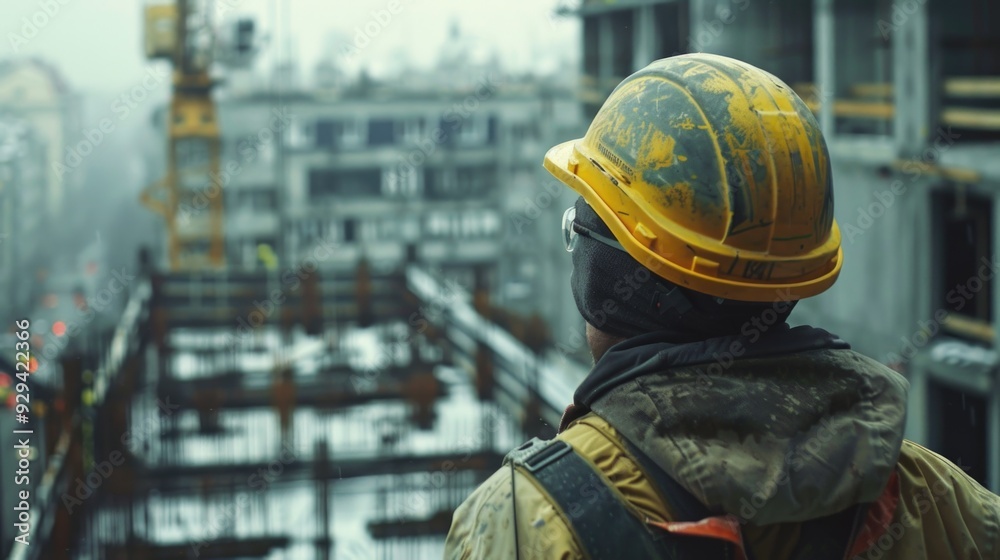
846, 470, 901, 558
647, 471, 901, 560
649, 515, 749, 560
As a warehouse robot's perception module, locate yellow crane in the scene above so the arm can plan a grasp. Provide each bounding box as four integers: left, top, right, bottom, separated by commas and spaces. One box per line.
141, 0, 225, 270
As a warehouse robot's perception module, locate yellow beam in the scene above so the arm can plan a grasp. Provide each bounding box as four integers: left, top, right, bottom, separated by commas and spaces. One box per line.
942, 314, 995, 344
803, 99, 895, 120
850, 83, 893, 99
942, 107, 1000, 130
945, 77, 1000, 98
890, 159, 981, 184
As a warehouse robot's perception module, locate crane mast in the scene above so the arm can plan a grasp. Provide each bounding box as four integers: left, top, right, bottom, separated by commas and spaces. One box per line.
141, 0, 224, 270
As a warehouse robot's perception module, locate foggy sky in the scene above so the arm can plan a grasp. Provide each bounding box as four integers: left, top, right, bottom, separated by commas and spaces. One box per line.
2, 0, 579, 97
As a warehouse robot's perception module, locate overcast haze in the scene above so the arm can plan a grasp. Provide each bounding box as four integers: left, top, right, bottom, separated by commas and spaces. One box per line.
3, 0, 579, 96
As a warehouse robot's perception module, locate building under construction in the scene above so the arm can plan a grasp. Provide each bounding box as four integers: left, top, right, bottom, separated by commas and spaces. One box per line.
2, 1, 584, 558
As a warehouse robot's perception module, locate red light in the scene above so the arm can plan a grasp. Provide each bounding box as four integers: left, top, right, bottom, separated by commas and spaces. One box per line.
28, 357, 37, 373
52, 321, 66, 337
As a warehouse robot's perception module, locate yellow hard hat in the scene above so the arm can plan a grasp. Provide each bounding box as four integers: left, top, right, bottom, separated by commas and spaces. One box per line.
545, 54, 842, 302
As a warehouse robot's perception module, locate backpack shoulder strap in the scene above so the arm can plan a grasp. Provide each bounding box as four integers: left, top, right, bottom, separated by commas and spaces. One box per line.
505, 438, 733, 560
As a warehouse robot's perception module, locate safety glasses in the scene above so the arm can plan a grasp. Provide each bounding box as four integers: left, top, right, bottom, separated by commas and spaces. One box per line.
561, 206, 628, 253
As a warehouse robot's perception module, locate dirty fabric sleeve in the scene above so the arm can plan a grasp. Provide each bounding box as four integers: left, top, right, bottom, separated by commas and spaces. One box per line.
443, 464, 585, 560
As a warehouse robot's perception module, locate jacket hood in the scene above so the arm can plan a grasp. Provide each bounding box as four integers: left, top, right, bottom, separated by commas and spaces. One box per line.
576, 325, 909, 526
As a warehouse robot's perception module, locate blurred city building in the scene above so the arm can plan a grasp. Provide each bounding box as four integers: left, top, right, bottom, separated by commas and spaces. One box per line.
212, 34, 585, 357
217, 83, 581, 324
7, 2, 586, 558
0, 59, 80, 220
0, 119, 47, 323
575, 0, 1000, 490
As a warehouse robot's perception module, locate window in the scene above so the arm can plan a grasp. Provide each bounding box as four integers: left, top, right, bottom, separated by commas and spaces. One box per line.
236, 133, 274, 162
382, 166, 421, 197
340, 119, 364, 148
653, 2, 688, 58
609, 10, 633, 79
928, 381, 988, 485
315, 120, 338, 148
357, 216, 421, 243
368, 119, 395, 146
831, 0, 894, 136
424, 166, 495, 199
424, 210, 501, 239
308, 168, 381, 199
934, 0, 1000, 143
287, 119, 309, 149
511, 122, 540, 142
344, 219, 357, 242
398, 118, 426, 143
229, 190, 276, 213
458, 116, 488, 146
314, 119, 365, 149
298, 218, 340, 246
934, 187, 993, 335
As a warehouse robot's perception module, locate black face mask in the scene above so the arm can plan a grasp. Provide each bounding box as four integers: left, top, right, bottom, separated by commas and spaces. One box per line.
569, 197, 797, 341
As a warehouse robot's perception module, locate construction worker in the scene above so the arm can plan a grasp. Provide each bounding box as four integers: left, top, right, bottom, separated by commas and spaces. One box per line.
444, 54, 1000, 559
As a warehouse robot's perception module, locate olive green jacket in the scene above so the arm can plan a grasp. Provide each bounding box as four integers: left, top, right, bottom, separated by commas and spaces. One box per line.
444, 348, 1000, 559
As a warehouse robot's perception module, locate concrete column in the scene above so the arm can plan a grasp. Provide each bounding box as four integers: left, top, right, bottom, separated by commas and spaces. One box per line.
990, 195, 1000, 491
903, 358, 929, 445
814, 0, 835, 137
903, 176, 935, 447
633, 5, 657, 71
989, 372, 1000, 492
598, 14, 614, 89
687, 0, 710, 53
893, 0, 930, 157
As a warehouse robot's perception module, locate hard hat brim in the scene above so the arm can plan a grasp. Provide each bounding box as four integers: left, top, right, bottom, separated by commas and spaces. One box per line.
543, 139, 843, 303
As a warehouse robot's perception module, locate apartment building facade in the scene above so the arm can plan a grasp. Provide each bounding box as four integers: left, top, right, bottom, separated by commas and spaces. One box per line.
216, 76, 583, 336
0, 59, 79, 220
0, 119, 47, 323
